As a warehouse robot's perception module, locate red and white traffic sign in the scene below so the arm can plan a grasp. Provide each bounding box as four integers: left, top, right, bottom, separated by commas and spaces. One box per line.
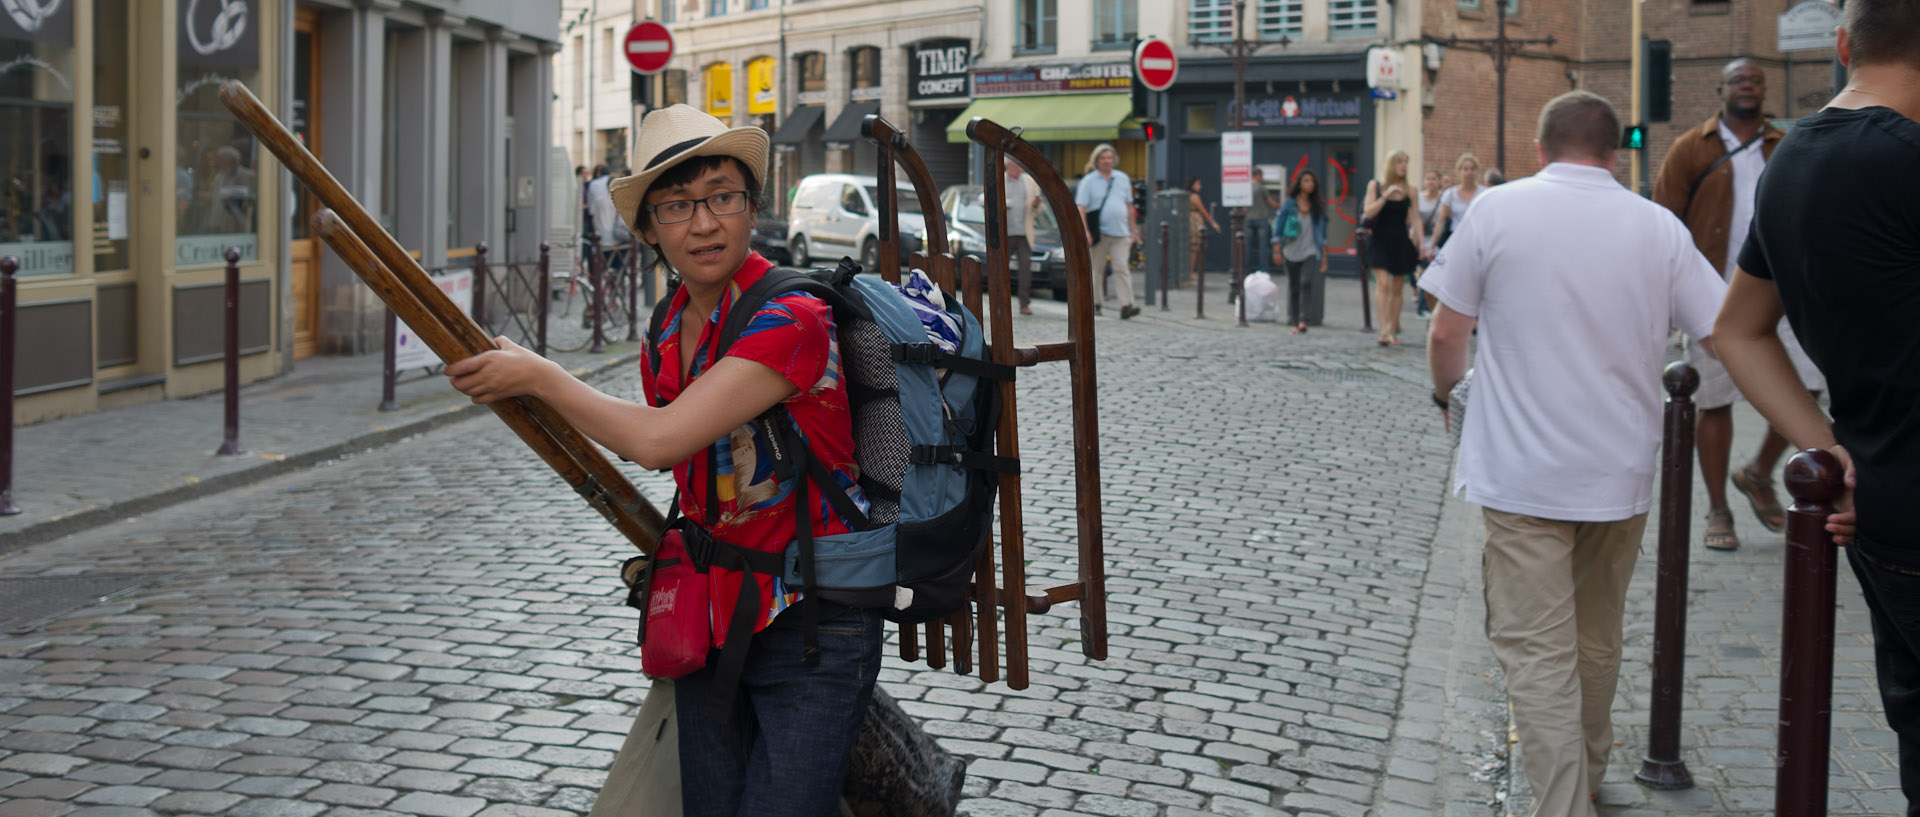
1133, 38, 1178, 92
623, 21, 675, 75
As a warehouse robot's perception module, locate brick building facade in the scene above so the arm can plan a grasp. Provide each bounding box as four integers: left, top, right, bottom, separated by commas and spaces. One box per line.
1420, 0, 1838, 189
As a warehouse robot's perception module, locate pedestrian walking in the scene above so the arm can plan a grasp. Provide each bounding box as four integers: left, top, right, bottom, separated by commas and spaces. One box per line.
1714, 0, 1918, 805
1428, 152, 1482, 258
1184, 176, 1222, 289
1076, 143, 1140, 319
1246, 166, 1279, 275
445, 104, 882, 817
1414, 168, 1444, 317
1005, 157, 1043, 315
1271, 169, 1328, 335
1421, 90, 1727, 817
1652, 57, 1825, 551
1361, 150, 1423, 346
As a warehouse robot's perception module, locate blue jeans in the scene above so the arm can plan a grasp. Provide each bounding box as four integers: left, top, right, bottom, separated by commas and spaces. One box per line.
1846, 537, 1920, 816
1245, 218, 1273, 273
675, 602, 883, 817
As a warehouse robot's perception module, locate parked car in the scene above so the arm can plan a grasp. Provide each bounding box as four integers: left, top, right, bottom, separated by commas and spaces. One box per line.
922, 184, 1071, 301
751, 214, 791, 265
787, 174, 926, 271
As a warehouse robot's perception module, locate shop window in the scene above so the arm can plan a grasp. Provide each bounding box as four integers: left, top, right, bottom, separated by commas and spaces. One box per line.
664, 69, 689, 107
1190, 0, 1233, 43
1093, 0, 1136, 50
795, 52, 826, 104
1186, 103, 1217, 133
747, 57, 776, 116
1458, 0, 1520, 15
93, 0, 132, 273
176, 0, 263, 266
0, 11, 76, 277
849, 47, 881, 101
601, 129, 628, 173
1330, 0, 1379, 36
1017, 0, 1057, 54
1257, 0, 1303, 38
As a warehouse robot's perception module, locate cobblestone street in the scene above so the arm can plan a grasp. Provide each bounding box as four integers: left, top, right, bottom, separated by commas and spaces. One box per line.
0, 293, 1492, 817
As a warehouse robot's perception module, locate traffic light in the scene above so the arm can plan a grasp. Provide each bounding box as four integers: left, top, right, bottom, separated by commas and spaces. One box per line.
1139, 119, 1164, 141
1642, 38, 1673, 123
1622, 124, 1648, 150
631, 69, 649, 106
1132, 180, 1148, 216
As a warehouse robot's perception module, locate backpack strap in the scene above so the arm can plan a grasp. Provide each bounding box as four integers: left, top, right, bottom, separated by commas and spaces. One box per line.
680, 522, 786, 724
891, 342, 1016, 382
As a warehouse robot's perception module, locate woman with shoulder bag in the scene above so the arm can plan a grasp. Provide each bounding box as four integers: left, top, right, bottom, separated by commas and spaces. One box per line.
1271, 170, 1328, 335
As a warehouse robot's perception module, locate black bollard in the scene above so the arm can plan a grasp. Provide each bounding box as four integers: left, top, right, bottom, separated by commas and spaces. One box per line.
472, 242, 489, 333
217, 248, 245, 455
537, 243, 551, 357
0, 256, 19, 515
1776, 448, 1845, 817
626, 243, 640, 342
379, 307, 398, 412
1636, 361, 1698, 789
1356, 228, 1373, 333
1159, 222, 1170, 313
588, 234, 606, 354
1233, 215, 1248, 328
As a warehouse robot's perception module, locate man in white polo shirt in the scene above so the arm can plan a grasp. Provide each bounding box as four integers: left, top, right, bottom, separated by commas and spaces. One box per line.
1420, 91, 1728, 817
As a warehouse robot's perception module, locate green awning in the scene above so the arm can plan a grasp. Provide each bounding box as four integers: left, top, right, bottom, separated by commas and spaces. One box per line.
946, 94, 1136, 143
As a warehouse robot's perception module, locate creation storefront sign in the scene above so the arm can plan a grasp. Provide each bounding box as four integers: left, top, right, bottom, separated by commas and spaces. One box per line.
971, 62, 1131, 98
1231, 94, 1364, 128
0, 0, 73, 44
908, 39, 969, 103
179, 0, 258, 72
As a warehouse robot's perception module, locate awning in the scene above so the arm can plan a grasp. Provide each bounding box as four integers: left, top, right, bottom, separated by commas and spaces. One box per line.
946, 94, 1136, 143
770, 106, 826, 153
822, 100, 882, 149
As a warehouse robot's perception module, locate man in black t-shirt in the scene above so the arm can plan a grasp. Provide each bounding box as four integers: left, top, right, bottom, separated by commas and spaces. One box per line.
1714, 0, 1920, 807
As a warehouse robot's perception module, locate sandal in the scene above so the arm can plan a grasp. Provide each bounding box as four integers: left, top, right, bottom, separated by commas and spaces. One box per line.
1704, 508, 1740, 551
1291, 323, 1307, 335
1732, 463, 1787, 533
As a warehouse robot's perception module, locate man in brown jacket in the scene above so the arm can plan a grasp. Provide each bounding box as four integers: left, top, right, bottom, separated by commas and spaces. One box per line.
1653, 58, 1826, 552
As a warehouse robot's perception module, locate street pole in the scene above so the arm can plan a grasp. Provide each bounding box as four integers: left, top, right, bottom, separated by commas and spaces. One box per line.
1198, 0, 1285, 322
1631, 0, 1643, 194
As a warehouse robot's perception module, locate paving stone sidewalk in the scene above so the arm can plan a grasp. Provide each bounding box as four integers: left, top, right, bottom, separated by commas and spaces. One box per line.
0, 339, 646, 553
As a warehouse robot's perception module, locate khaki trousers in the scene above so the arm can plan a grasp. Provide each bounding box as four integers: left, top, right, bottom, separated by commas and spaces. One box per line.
1481, 508, 1647, 817
1088, 234, 1135, 309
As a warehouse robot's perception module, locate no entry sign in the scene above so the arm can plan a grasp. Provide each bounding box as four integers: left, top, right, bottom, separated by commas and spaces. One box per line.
1133, 38, 1178, 92
623, 21, 674, 75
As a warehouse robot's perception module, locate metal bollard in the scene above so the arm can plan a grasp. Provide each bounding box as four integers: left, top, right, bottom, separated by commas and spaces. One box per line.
1776, 447, 1845, 817
1233, 216, 1248, 328
1356, 229, 1373, 332
1636, 361, 1698, 789
379, 307, 398, 412
472, 242, 489, 333
626, 245, 640, 342
216, 248, 245, 455
1195, 232, 1205, 321
537, 243, 551, 357
588, 234, 606, 354
1160, 222, 1170, 313
0, 256, 19, 515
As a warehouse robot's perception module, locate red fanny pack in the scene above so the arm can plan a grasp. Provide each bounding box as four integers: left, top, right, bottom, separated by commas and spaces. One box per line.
626, 530, 711, 679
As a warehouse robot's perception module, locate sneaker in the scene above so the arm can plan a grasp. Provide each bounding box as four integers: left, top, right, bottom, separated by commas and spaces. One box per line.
1120, 305, 1139, 319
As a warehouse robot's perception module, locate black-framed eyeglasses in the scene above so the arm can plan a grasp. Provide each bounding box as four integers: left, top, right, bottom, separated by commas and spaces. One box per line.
648, 190, 750, 224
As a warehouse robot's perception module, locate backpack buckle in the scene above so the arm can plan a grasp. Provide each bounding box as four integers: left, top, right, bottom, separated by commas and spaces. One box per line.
892, 343, 941, 366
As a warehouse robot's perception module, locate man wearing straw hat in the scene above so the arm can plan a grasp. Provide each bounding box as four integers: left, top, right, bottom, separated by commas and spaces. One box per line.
447, 104, 879, 816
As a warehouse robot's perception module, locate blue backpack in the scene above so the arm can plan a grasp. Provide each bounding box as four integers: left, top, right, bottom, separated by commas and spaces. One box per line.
640, 258, 1011, 713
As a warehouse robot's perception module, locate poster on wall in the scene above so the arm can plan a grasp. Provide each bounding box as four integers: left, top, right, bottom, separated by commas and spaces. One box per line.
179, 0, 260, 71
395, 270, 472, 370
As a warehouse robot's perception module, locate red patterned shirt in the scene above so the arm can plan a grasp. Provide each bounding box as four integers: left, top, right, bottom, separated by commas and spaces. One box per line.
639, 253, 865, 639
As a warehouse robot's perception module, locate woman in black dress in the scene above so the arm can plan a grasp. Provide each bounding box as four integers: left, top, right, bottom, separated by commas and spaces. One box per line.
1362, 150, 1425, 345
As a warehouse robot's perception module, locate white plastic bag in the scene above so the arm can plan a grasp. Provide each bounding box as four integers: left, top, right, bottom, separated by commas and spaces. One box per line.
1243, 272, 1281, 322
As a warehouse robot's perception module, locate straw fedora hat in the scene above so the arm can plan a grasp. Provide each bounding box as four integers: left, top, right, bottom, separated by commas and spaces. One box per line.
609, 104, 770, 234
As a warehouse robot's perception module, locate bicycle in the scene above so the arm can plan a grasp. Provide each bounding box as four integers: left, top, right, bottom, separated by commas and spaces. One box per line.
548, 241, 641, 352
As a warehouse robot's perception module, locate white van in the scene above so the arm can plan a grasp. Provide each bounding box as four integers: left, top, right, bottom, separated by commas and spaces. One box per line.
786, 174, 926, 269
